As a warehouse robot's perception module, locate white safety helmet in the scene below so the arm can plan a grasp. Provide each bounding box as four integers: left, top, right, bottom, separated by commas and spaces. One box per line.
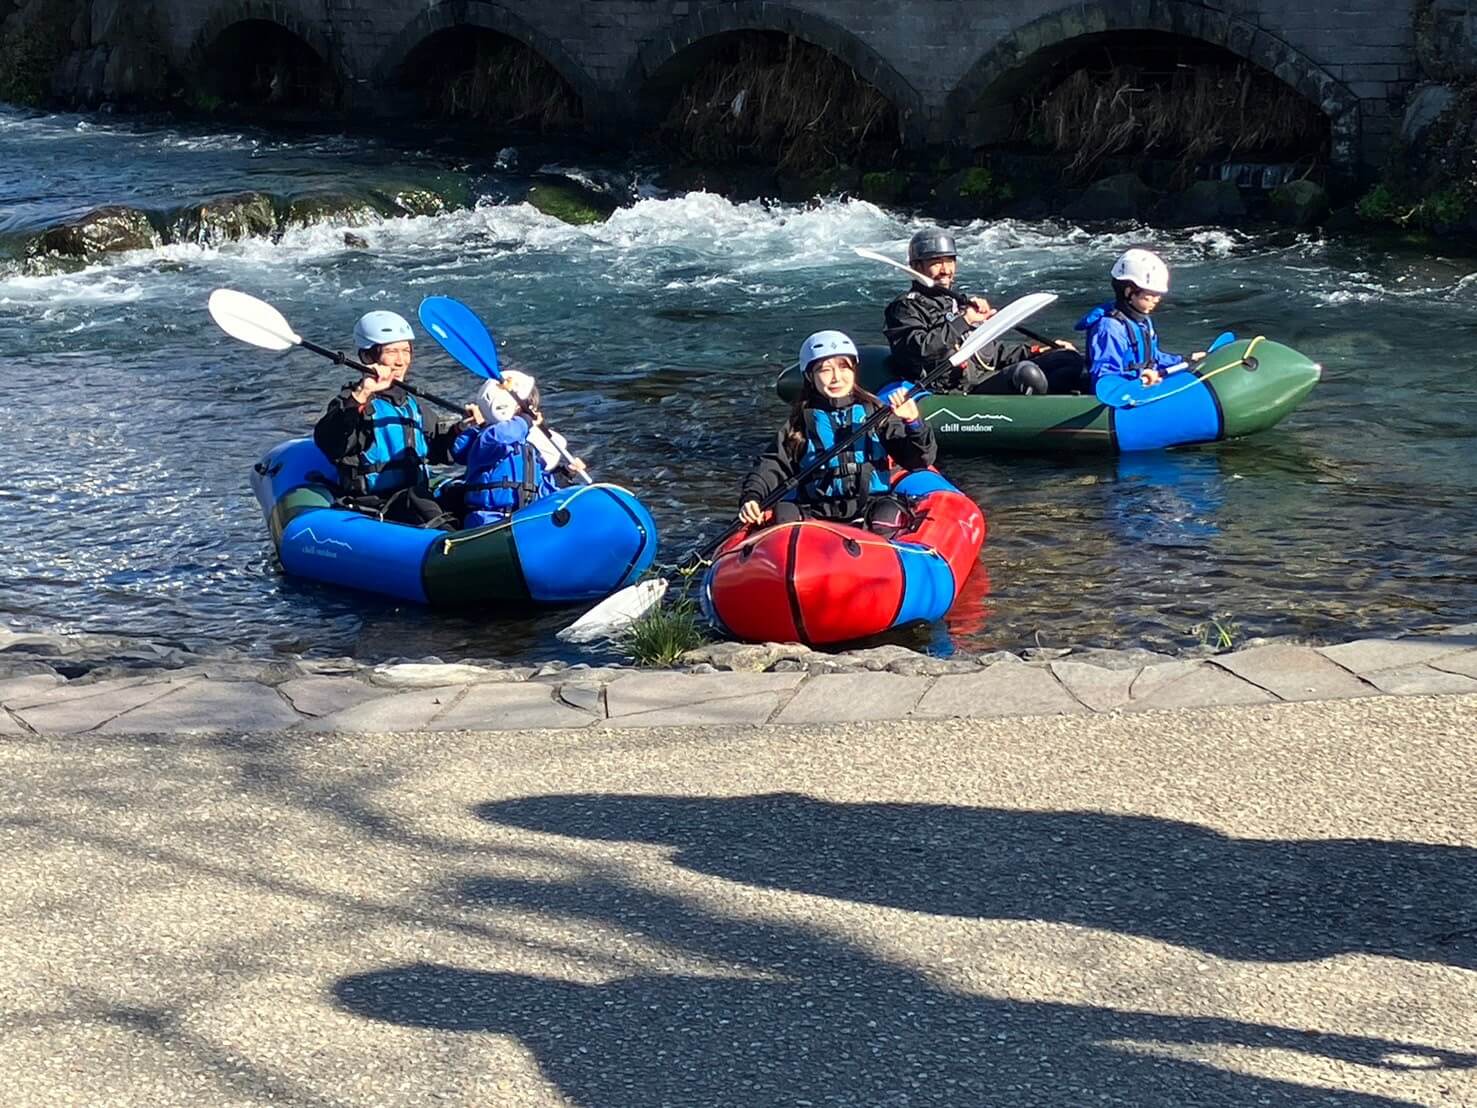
1110, 249, 1170, 295
799, 330, 859, 373
500, 369, 539, 409
474, 380, 521, 425
353, 310, 415, 351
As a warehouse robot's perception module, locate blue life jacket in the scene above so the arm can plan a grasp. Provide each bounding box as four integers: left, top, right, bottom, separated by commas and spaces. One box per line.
459, 420, 554, 517
797, 404, 890, 504
1075, 302, 1163, 375
343, 393, 429, 496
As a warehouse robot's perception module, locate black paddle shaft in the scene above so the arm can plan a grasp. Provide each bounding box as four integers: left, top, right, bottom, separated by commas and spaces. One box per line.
298, 337, 467, 416
927, 284, 1058, 348
680, 359, 958, 571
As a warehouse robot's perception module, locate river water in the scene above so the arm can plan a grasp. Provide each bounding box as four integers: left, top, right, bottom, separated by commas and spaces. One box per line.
3, 107, 1475, 663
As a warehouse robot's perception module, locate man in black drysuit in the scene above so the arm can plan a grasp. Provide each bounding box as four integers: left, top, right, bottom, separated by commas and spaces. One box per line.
882, 229, 1086, 395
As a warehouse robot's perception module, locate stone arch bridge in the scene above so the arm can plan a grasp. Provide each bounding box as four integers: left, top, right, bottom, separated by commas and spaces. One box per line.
152, 0, 1422, 175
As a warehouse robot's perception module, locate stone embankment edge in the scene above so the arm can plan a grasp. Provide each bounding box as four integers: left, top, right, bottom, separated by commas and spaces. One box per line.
3, 624, 1476, 736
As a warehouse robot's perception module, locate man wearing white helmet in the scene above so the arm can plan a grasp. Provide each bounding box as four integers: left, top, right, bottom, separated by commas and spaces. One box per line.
313, 309, 472, 529
883, 227, 1084, 395
1074, 248, 1205, 388
737, 329, 934, 533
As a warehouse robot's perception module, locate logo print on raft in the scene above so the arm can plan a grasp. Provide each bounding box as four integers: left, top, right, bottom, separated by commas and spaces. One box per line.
927, 408, 1016, 434
286, 526, 354, 559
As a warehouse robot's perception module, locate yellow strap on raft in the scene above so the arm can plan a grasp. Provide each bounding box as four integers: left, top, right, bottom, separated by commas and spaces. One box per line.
1192, 335, 1266, 389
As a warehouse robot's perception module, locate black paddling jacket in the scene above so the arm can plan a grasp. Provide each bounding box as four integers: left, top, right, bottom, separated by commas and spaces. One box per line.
883, 282, 1034, 391
313, 383, 463, 498
740, 395, 938, 521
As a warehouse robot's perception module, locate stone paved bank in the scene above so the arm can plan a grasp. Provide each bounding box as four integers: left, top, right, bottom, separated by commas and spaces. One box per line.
4, 623, 1476, 735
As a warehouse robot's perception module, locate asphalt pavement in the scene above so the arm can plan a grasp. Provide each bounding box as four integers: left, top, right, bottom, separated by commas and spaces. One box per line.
2, 694, 1474, 1106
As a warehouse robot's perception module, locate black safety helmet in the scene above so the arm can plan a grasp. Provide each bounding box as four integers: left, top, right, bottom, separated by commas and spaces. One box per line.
908, 229, 957, 266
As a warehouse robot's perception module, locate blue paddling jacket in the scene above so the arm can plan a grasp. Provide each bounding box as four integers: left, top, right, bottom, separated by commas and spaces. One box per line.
452, 416, 561, 527
1076, 302, 1184, 383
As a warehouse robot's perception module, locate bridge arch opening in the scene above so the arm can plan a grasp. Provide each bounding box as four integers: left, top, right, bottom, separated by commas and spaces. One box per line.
643, 31, 904, 175
397, 28, 582, 133
196, 19, 341, 111
972, 32, 1329, 181
955, 26, 1350, 183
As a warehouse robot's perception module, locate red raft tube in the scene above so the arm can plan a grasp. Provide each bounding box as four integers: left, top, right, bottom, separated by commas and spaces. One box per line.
700, 469, 986, 646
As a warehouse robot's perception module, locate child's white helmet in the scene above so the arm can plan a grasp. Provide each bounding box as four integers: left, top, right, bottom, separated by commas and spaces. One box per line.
1110, 249, 1170, 294
799, 330, 859, 372
475, 380, 520, 425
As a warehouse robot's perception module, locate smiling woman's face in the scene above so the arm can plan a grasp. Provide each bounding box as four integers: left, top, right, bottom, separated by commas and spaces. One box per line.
810, 355, 857, 397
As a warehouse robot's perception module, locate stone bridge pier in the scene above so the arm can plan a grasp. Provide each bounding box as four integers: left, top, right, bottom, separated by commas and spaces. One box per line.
126, 0, 1437, 175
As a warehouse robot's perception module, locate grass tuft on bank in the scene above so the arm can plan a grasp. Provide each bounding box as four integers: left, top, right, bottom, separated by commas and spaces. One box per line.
621, 591, 708, 668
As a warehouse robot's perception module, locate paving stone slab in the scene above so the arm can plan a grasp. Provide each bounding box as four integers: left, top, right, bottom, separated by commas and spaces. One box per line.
12, 677, 197, 734
278, 676, 390, 718
368, 662, 520, 688
0, 674, 66, 706
774, 673, 932, 724
1060, 647, 1175, 671
431, 683, 596, 731
304, 685, 468, 733
914, 664, 1083, 719
605, 672, 802, 722
557, 683, 605, 716
97, 681, 302, 734
1212, 644, 1376, 702
1319, 637, 1477, 676
1127, 660, 1273, 711
1049, 661, 1139, 712
1430, 649, 1477, 680
1364, 665, 1477, 697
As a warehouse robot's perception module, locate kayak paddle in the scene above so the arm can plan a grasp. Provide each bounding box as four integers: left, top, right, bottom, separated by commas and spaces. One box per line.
207, 289, 469, 416
1093, 331, 1240, 409
558, 291, 1059, 643
852, 246, 1067, 351
417, 296, 593, 485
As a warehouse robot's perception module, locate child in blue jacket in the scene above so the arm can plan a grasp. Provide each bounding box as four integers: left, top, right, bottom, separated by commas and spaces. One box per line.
1076, 249, 1205, 388
452, 372, 585, 529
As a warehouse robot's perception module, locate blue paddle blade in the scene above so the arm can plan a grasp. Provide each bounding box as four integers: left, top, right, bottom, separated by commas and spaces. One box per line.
1207, 331, 1236, 353
418, 296, 502, 380
1095, 374, 1152, 409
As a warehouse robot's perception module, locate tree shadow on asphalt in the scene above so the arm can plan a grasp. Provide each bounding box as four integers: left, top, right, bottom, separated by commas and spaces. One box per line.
334, 875, 1474, 1108
471, 792, 1477, 969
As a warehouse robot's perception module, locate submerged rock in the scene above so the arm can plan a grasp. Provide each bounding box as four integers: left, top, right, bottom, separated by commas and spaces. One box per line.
932, 167, 1012, 218
525, 178, 616, 225
369, 186, 452, 218
282, 192, 380, 230
167, 191, 277, 245
859, 169, 911, 205
1063, 173, 1156, 221
1155, 179, 1247, 225
1269, 179, 1330, 228
26, 205, 160, 257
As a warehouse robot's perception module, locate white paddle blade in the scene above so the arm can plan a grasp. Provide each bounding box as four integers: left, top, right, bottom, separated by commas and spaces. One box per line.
853, 246, 936, 287
557, 578, 669, 643
951, 291, 1058, 367
208, 289, 302, 351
